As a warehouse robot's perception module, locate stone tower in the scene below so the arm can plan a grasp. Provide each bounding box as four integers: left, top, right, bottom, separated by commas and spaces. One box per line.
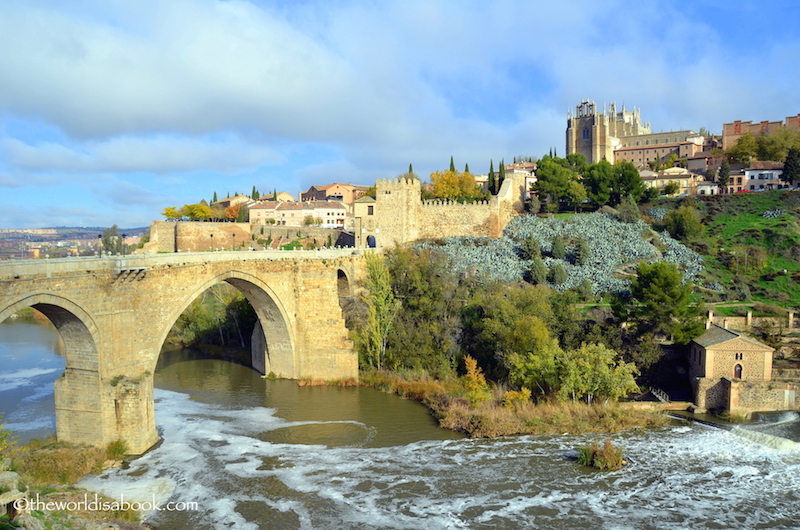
566, 100, 651, 164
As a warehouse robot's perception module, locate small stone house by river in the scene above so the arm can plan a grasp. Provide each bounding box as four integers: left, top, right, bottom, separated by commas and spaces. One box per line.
689, 323, 798, 416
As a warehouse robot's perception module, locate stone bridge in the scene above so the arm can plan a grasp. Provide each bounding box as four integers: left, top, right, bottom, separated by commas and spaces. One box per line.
0, 249, 365, 454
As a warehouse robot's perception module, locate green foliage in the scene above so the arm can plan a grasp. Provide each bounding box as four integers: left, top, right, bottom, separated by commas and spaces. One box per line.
574, 237, 590, 265
166, 283, 257, 350
521, 235, 541, 260
551, 236, 566, 259
717, 158, 730, 188
727, 132, 758, 165
623, 261, 703, 342
611, 161, 645, 204
533, 156, 584, 211
550, 262, 567, 285
361, 253, 400, 370
616, 194, 640, 223
106, 439, 127, 460
663, 181, 680, 196
576, 278, 594, 301
101, 225, 123, 255
663, 205, 704, 241
461, 284, 555, 380
784, 147, 800, 185
557, 343, 639, 404
529, 256, 548, 285
383, 247, 469, 375
583, 160, 613, 206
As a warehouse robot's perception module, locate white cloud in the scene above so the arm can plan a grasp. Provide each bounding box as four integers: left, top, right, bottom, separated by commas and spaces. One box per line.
2, 135, 282, 174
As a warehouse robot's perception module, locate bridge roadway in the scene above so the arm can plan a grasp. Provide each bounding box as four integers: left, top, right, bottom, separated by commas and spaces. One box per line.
0, 248, 365, 453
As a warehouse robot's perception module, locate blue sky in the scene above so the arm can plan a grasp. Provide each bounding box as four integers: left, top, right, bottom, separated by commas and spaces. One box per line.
1, 0, 799, 228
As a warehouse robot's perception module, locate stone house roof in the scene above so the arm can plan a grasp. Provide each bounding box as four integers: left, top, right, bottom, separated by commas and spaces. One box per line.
693, 324, 773, 351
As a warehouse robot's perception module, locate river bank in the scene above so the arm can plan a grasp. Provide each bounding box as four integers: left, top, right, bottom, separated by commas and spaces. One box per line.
359, 370, 670, 437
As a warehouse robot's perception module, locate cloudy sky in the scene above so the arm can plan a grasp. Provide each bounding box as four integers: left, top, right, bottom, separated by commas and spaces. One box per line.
1, 0, 799, 228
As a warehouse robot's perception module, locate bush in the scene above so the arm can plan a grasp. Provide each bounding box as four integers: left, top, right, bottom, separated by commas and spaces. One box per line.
463, 356, 491, 407
106, 439, 127, 461
502, 388, 531, 408
577, 439, 626, 471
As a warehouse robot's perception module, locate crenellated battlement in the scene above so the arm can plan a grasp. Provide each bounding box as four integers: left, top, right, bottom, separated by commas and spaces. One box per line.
421, 199, 491, 208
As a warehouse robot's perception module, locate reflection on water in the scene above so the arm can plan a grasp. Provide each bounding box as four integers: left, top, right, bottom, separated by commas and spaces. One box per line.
0, 320, 65, 443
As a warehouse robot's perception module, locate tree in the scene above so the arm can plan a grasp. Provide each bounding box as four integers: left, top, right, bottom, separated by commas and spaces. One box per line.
101, 225, 122, 255
611, 161, 645, 204
251, 186, 259, 199
550, 262, 567, 285
498, 159, 506, 191
225, 204, 241, 221
182, 203, 212, 221
529, 256, 548, 284
551, 236, 565, 259
662, 181, 680, 196
663, 205, 704, 241
574, 237, 590, 265
556, 343, 638, 404
616, 194, 640, 223
784, 147, 800, 186
464, 163, 470, 173
237, 204, 249, 223
162, 206, 182, 220
212, 191, 218, 203
532, 156, 582, 211
409, 163, 414, 174
623, 261, 702, 341
362, 253, 400, 369
718, 158, 730, 189
727, 132, 758, 165
273, 188, 278, 201
756, 128, 800, 162
488, 160, 497, 195
521, 235, 541, 260
450, 156, 456, 172
503, 316, 563, 398
583, 160, 613, 207
430, 169, 483, 201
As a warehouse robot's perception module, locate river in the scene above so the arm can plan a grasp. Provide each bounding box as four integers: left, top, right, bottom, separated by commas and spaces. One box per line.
2, 320, 800, 529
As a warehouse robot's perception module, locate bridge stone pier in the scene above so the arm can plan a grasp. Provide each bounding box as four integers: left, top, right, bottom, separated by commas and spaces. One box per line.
0, 249, 364, 454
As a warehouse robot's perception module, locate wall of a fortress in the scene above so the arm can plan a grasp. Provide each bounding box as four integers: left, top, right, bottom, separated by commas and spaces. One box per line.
416, 200, 496, 239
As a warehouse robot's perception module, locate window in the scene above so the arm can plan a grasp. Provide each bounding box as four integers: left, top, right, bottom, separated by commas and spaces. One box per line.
582, 127, 590, 140
367, 205, 374, 215
735, 353, 743, 360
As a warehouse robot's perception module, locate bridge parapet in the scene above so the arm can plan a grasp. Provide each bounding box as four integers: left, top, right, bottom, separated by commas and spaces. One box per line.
0, 248, 368, 280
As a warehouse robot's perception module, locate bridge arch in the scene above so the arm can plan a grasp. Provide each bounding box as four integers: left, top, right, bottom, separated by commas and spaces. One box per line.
0, 293, 99, 371
155, 270, 296, 377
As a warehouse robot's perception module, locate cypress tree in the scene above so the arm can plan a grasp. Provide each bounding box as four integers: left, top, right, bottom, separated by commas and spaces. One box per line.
717, 159, 730, 190
784, 147, 800, 186
488, 160, 496, 194
450, 156, 456, 172
409, 163, 414, 174
529, 256, 548, 285
551, 236, 566, 259
521, 235, 541, 260
550, 262, 567, 285
273, 188, 278, 201
498, 159, 506, 190
212, 191, 218, 203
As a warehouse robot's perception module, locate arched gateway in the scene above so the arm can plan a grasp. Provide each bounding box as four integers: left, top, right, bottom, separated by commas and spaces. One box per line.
0, 250, 362, 454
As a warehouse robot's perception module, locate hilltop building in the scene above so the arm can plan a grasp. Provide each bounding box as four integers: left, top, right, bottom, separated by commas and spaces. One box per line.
566, 100, 651, 164
300, 183, 371, 211
723, 113, 800, 149
250, 200, 348, 229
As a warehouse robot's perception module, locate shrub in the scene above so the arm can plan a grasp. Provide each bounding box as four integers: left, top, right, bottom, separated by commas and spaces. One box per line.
502, 388, 531, 408
551, 236, 566, 259
577, 439, 626, 471
463, 356, 491, 407
106, 440, 127, 461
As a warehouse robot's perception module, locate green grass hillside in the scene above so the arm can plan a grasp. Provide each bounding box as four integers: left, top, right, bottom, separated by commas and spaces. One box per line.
646, 189, 800, 308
